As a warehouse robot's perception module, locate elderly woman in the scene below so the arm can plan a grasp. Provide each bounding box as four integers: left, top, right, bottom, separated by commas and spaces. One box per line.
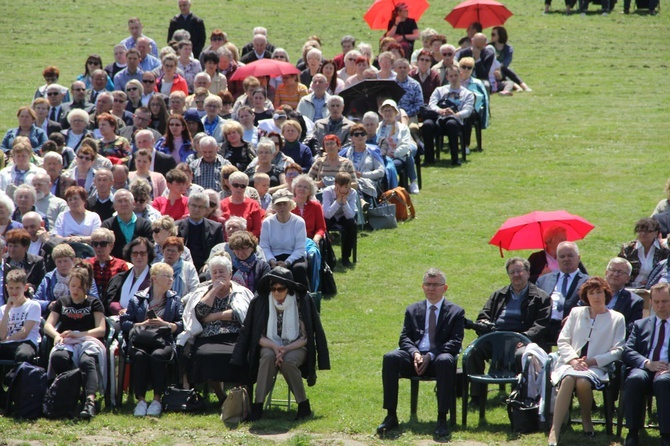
44, 264, 106, 419
54, 186, 101, 244
0, 192, 23, 237
308, 134, 357, 190
125, 79, 144, 112
318, 59, 345, 95
129, 149, 167, 199
130, 178, 162, 222
160, 236, 199, 296
34, 243, 100, 317
221, 120, 256, 171
0, 143, 46, 197
244, 138, 286, 193
207, 216, 266, 265
152, 215, 192, 263
62, 109, 92, 152
528, 226, 588, 283
121, 262, 183, 418
291, 174, 326, 245
341, 123, 385, 201
105, 237, 155, 316
1, 106, 47, 154
96, 112, 131, 163
281, 120, 313, 173
155, 115, 195, 163
219, 172, 263, 239
12, 185, 48, 230
85, 228, 129, 303
300, 48, 323, 87
618, 218, 670, 288
185, 255, 253, 403
199, 29, 227, 67
232, 267, 329, 421
148, 94, 170, 135
376, 52, 397, 81
156, 53, 189, 96
34, 66, 70, 101
66, 143, 97, 191
260, 189, 309, 289
376, 99, 419, 194
237, 105, 258, 148
548, 277, 625, 445
111, 91, 133, 126
284, 162, 303, 192
228, 231, 270, 293
203, 189, 226, 225
273, 74, 309, 110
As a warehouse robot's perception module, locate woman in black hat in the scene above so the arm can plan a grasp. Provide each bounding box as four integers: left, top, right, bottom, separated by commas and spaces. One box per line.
231, 267, 330, 421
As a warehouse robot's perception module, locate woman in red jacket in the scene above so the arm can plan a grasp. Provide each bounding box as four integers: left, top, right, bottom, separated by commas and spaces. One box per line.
155, 54, 188, 96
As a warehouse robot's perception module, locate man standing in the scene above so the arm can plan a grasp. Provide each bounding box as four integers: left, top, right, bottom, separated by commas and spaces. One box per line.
127, 129, 177, 175
31, 173, 68, 230
537, 241, 590, 344
188, 136, 230, 191
113, 49, 144, 92
378, 268, 464, 438
88, 169, 115, 222
622, 282, 670, 446
177, 192, 224, 272
120, 18, 158, 57
167, 0, 206, 58
604, 258, 644, 334
313, 96, 354, 149
297, 74, 330, 123
101, 189, 152, 259
466, 257, 551, 404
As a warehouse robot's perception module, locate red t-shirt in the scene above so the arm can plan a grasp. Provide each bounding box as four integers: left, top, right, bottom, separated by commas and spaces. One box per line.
219, 197, 263, 238
152, 196, 190, 221
292, 199, 326, 240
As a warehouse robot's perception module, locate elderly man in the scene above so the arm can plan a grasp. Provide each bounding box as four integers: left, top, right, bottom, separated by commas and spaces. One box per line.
61, 81, 95, 128
297, 74, 330, 123
12, 184, 50, 231
394, 58, 423, 122
176, 192, 224, 271
140, 72, 156, 106
456, 33, 496, 92
410, 49, 441, 105
42, 152, 75, 200
101, 189, 152, 258
31, 173, 68, 230
201, 95, 226, 143
111, 164, 130, 193
2, 229, 46, 299
136, 36, 161, 72
420, 64, 474, 166
89, 92, 125, 132
537, 241, 590, 343
167, 0, 206, 57
313, 96, 354, 149
87, 69, 110, 105
333, 35, 356, 70
87, 169, 115, 222
169, 91, 187, 115
602, 258, 644, 334
240, 27, 276, 57
121, 18, 158, 57
622, 282, 670, 446
185, 73, 212, 108
466, 257, 551, 404
21, 212, 55, 271
432, 44, 457, 86
119, 107, 162, 151
127, 129, 177, 175
240, 34, 271, 64
189, 136, 231, 191
378, 268, 464, 438
85, 228, 129, 303
113, 48, 144, 92
45, 84, 67, 123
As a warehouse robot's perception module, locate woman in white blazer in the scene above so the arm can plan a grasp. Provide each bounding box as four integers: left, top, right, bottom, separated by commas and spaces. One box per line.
547, 277, 626, 445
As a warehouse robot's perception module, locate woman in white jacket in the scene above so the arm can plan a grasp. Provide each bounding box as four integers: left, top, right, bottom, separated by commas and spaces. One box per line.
547, 277, 625, 446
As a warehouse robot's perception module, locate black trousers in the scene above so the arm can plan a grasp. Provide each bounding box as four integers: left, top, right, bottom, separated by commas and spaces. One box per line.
382, 349, 456, 414
326, 216, 357, 262
421, 117, 468, 164
131, 345, 174, 399
50, 350, 98, 396
0, 341, 37, 364
624, 367, 670, 434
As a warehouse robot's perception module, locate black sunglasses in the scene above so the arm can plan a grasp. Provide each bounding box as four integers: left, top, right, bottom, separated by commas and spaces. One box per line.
92, 241, 109, 248
231, 183, 247, 189
352, 132, 367, 137
152, 227, 162, 234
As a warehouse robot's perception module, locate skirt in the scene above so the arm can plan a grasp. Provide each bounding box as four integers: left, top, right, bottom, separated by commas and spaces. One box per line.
189, 333, 242, 383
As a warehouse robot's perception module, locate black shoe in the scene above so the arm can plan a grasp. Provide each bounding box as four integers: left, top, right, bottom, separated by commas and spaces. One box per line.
295, 399, 311, 420
434, 419, 450, 438
623, 8, 630, 12
376, 414, 399, 436
584, 431, 596, 438
452, 161, 462, 167
342, 258, 352, 268
80, 399, 96, 420
624, 432, 639, 446
248, 402, 263, 421
422, 160, 435, 167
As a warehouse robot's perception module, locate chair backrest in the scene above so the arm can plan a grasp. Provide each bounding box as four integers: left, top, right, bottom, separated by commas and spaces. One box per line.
468, 331, 532, 375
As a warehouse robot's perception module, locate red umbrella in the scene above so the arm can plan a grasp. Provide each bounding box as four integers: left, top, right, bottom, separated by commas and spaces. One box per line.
228, 59, 301, 82
364, 0, 430, 30
488, 210, 595, 257
445, 0, 513, 29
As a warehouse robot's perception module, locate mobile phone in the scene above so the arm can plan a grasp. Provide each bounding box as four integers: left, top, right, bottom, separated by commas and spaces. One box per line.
147, 310, 157, 319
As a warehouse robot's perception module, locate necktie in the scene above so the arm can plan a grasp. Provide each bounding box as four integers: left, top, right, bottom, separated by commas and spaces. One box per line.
49, 108, 57, 122
428, 305, 437, 351
561, 273, 569, 297
652, 320, 666, 362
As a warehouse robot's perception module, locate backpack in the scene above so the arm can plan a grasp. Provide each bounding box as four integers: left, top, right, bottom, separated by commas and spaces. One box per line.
380, 187, 416, 221
5, 362, 48, 419
43, 369, 82, 419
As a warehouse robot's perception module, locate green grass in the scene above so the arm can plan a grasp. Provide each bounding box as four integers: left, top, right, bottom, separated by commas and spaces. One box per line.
1, 0, 670, 444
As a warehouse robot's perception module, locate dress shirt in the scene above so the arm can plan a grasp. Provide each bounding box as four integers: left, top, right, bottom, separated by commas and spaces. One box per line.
550, 270, 579, 320
418, 297, 444, 356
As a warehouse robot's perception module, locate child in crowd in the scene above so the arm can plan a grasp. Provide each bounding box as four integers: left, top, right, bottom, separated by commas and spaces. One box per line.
254, 172, 272, 210
0, 269, 41, 365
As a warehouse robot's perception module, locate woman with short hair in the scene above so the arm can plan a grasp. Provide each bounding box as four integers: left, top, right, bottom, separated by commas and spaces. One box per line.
96, 112, 131, 163
130, 178, 162, 222
618, 218, 670, 288
54, 185, 101, 243
1, 106, 47, 154
244, 138, 286, 193
125, 79, 144, 113
219, 172, 263, 239
86, 227, 129, 303
341, 123, 385, 201
155, 53, 189, 96
105, 237, 155, 316
152, 215, 192, 263
228, 231, 270, 293
307, 134, 357, 189
220, 120, 256, 171
129, 149, 167, 199
376, 99, 418, 194
62, 109, 92, 152
66, 141, 98, 191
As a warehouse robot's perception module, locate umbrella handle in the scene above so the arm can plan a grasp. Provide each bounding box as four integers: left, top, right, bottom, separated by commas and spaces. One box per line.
498, 243, 504, 258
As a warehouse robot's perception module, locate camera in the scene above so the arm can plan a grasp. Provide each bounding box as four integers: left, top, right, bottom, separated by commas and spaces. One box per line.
464, 318, 496, 335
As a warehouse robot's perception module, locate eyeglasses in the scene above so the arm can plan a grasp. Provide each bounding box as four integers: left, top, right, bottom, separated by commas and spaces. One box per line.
212, 36, 224, 41
347, 58, 356, 62
607, 269, 629, 276
286, 172, 299, 178
270, 285, 288, 293
77, 155, 93, 161
134, 115, 150, 122
442, 52, 454, 57
142, 79, 155, 84
273, 55, 287, 59
126, 87, 138, 91
92, 241, 109, 248
195, 100, 205, 105
418, 58, 432, 62
422, 282, 445, 288
351, 132, 366, 137
460, 66, 473, 70
231, 183, 247, 189
189, 203, 206, 209
131, 251, 148, 257
44, 76, 57, 82
47, 92, 61, 96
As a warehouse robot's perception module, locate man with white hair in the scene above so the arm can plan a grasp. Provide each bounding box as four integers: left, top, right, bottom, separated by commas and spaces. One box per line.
240, 34, 271, 64
42, 152, 76, 200
86, 69, 110, 105
297, 74, 331, 122
188, 136, 231, 191
31, 174, 68, 230
12, 185, 50, 231
201, 95, 226, 144
45, 84, 67, 123
313, 96, 354, 148
432, 44, 458, 86
456, 33, 495, 92
87, 169, 115, 222
127, 129, 177, 175
185, 73, 212, 108
22, 212, 54, 268
602, 257, 644, 335
241, 27, 276, 57
101, 188, 153, 259
167, 0, 206, 58
119, 107, 162, 151
121, 17, 158, 58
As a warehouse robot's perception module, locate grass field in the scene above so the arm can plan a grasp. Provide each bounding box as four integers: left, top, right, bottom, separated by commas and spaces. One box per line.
1, 0, 669, 444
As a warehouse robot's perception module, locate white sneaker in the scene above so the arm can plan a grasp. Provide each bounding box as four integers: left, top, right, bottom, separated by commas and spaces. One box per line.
409, 183, 420, 194
147, 400, 162, 417
133, 400, 148, 417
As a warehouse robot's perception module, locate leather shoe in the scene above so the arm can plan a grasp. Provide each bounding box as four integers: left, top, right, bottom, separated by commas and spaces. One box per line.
376, 414, 399, 436
434, 419, 450, 438
624, 432, 639, 446
584, 431, 595, 438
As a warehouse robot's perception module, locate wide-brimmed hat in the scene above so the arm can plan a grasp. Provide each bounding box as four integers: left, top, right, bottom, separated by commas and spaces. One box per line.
272, 188, 293, 205
258, 266, 307, 295
378, 99, 399, 115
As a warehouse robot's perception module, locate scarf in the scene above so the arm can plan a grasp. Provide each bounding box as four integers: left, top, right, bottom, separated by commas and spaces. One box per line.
171, 259, 186, 297
266, 293, 299, 346
53, 270, 70, 301
232, 253, 256, 291
120, 265, 150, 309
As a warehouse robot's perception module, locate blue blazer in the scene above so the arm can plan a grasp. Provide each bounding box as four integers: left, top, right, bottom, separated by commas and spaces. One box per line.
536, 271, 589, 319
623, 315, 661, 369
398, 299, 465, 359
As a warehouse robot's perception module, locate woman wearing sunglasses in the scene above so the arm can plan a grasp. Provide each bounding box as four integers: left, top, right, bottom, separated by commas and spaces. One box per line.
85, 228, 129, 305
219, 172, 263, 239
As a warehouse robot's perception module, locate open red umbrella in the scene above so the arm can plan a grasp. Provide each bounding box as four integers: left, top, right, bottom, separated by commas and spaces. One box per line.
364, 0, 430, 30
445, 0, 513, 29
488, 210, 595, 257
228, 59, 301, 82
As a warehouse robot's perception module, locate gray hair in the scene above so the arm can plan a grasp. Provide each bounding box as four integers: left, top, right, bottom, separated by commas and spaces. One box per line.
347, 49, 363, 60
91, 227, 115, 243
272, 48, 289, 62
607, 257, 633, 276
199, 135, 218, 150
208, 254, 232, 274
557, 241, 579, 255
423, 268, 447, 284
188, 191, 209, 206
228, 171, 249, 185
130, 177, 152, 198
113, 188, 134, 202
135, 129, 155, 142
13, 184, 37, 202
362, 111, 379, 124
43, 151, 64, 164
440, 44, 456, 54
67, 109, 89, 125
505, 257, 530, 272
327, 95, 344, 107
292, 174, 317, 198
225, 215, 247, 231
152, 215, 178, 236
341, 35, 356, 45
216, 46, 233, 59
194, 72, 211, 83
420, 28, 438, 41
0, 192, 15, 215
95, 168, 113, 180
306, 48, 322, 60
252, 26, 267, 36
256, 137, 277, 155
172, 29, 191, 42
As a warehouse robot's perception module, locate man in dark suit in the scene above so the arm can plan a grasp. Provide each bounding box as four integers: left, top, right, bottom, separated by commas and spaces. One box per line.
101, 189, 152, 259
177, 192, 224, 272
536, 241, 589, 343
45, 84, 67, 124
377, 268, 464, 438
126, 128, 176, 176
86, 69, 109, 105
239, 34, 272, 64
119, 108, 162, 151
87, 169, 115, 222
43, 152, 76, 200
456, 33, 495, 92
604, 258, 644, 335
622, 282, 670, 446
167, 0, 206, 58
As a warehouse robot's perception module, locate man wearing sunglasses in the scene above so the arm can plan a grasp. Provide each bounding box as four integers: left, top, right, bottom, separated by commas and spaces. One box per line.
102, 189, 153, 259
432, 44, 457, 86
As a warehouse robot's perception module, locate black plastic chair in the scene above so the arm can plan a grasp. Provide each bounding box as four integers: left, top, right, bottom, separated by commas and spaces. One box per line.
461, 331, 531, 426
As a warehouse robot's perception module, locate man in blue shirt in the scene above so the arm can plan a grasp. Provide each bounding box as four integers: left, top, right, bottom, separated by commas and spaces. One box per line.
120, 18, 158, 57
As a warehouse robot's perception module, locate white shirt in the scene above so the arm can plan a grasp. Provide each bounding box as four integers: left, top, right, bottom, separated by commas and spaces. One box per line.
54, 210, 101, 237
28, 240, 42, 256
632, 239, 660, 288
418, 297, 444, 355
550, 270, 579, 320
0, 299, 41, 346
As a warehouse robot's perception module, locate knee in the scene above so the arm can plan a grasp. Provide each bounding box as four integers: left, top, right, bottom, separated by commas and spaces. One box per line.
260, 348, 277, 362
79, 356, 97, 372
575, 378, 592, 392
433, 353, 455, 369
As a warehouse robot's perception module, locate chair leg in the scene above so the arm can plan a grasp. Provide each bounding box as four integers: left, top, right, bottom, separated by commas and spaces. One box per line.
604, 388, 613, 436
462, 377, 469, 427
479, 383, 487, 421
410, 380, 419, 415
616, 388, 624, 438
475, 122, 483, 151
414, 151, 422, 189
450, 385, 457, 427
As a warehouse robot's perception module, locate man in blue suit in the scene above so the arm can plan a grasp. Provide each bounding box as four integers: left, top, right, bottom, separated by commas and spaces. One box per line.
536, 241, 589, 343
622, 282, 670, 446
604, 258, 644, 335
377, 268, 465, 439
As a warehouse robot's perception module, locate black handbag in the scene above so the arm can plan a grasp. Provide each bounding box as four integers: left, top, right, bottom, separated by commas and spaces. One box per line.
368, 203, 397, 230
162, 386, 206, 413
319, 263, 337, 296
506, 389, 539, 433
129, 325, 172, 352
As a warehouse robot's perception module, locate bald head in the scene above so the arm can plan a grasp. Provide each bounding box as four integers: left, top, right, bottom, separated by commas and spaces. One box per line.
22, 212, 43, 239
473, 33, 488, 49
